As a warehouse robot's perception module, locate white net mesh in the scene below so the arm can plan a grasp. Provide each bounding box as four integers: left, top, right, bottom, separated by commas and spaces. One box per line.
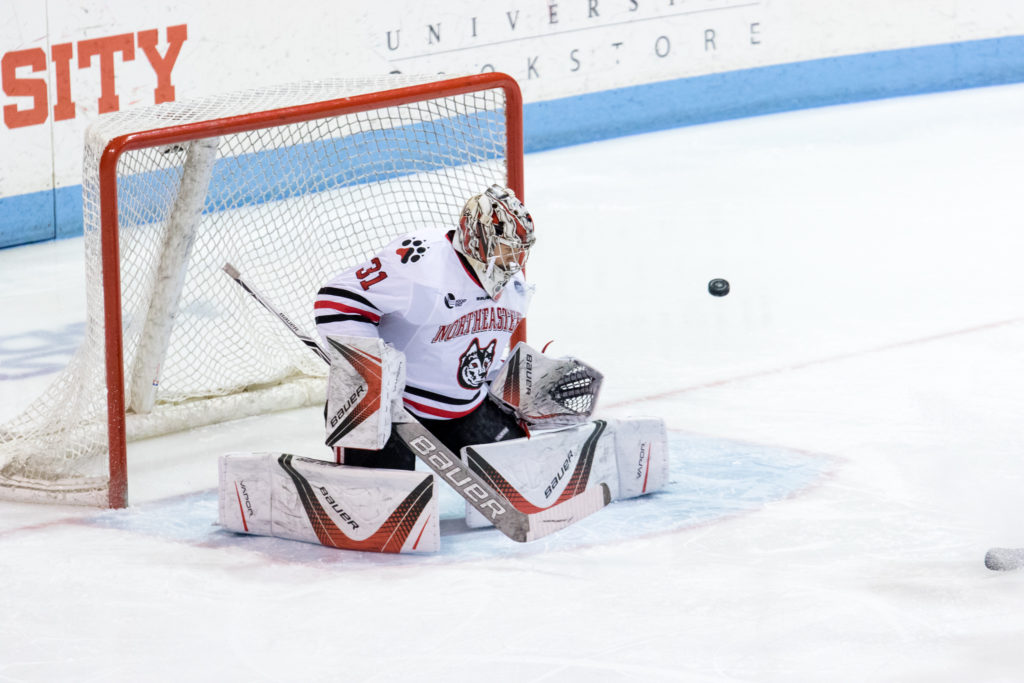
0, 75, 514, 505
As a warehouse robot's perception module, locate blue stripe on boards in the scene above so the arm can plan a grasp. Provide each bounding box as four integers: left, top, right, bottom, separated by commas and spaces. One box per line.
3, 35, 1023, 248
0, 190, 53, 248
524, 34, 1024, 151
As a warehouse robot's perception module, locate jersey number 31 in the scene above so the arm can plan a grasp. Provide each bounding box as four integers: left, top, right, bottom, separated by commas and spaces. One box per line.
356, 258, 388, 291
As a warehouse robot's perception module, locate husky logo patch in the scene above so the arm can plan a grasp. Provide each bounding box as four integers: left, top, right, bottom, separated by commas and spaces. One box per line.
458, 338, 497, 389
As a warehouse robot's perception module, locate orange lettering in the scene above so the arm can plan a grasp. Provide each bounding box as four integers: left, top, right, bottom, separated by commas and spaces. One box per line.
2, 48, 48, 129
78, 33, 135, 113
137, 25, 187, 104
51, 43, 75, 121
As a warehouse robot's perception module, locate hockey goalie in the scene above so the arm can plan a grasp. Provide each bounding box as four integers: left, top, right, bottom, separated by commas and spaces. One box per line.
218, 185, 668, 551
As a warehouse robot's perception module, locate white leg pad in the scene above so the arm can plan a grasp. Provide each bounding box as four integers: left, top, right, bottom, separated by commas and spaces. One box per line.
606, 417, 669, 499
218, 452, 438, 553
462, 420, 619, 529
462, 417, 669, 528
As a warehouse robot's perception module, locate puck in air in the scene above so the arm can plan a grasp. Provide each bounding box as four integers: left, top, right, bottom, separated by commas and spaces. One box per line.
708, 278, 730, 297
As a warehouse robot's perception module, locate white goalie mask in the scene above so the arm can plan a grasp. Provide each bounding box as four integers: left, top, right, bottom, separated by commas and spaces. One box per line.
454, 185, 536, 299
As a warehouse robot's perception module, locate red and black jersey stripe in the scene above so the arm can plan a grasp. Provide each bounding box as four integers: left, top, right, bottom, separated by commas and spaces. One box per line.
403, 383, 483, 420
315, 286, 382, 326
405, 384, 480, 406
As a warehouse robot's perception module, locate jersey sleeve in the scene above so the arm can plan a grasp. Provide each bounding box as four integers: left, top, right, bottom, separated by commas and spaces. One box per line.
314, 243, 413, 347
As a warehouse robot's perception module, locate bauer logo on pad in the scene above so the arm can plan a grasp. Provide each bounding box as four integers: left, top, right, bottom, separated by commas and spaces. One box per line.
218, 452, 439, 553
324, 335, 405, 451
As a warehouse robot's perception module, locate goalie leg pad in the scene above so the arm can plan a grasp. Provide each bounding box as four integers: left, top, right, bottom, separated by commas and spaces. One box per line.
324, 334, 406, 450
218, 452, 438, 553
461, 417, 669, 528
461, 421, 619, 529
606, 417, 669, 499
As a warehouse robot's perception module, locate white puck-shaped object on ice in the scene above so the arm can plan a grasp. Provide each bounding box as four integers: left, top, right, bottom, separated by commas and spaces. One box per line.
984, 547, 1024, 571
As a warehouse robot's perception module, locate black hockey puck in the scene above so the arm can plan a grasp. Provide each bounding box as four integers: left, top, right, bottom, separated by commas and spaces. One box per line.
708, 278, 730, 297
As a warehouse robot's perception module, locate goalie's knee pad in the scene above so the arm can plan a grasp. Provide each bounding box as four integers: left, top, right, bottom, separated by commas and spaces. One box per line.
218, 452, 438, 553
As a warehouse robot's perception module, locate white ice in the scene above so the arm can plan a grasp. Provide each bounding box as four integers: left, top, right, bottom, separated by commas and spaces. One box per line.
2, 83, 1024, 682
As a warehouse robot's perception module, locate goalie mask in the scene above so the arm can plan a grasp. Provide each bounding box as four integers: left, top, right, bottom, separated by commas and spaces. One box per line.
455, 185, 536, 299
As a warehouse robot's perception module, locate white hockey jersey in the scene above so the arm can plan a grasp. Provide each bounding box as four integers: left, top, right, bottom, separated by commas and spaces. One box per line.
315, 229, 532, 420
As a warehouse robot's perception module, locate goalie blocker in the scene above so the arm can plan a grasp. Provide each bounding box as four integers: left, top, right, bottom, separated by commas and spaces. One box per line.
323, 334, 407, 455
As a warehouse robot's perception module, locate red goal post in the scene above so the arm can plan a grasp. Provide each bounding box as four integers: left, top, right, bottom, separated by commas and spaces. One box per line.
0, 73, 525, 508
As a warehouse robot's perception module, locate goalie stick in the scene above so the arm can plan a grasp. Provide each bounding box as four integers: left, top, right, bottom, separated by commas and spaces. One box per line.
221, 262, 611, 543
984, 547, 1024, 571
222, 263, 329, 365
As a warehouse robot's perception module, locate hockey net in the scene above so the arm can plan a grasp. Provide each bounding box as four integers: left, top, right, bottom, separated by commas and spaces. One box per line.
0, 73, 523, 507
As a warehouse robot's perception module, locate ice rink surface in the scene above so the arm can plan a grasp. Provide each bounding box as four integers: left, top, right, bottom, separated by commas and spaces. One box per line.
3, 83, 1024, 681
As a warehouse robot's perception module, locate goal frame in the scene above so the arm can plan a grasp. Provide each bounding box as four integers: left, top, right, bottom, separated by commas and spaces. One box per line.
96, 73, 524, 508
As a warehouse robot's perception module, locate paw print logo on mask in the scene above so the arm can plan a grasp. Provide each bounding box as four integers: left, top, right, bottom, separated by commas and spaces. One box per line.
396, 239, 428, 264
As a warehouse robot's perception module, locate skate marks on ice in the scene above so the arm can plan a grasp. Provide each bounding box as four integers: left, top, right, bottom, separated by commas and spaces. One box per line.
81, 431, 832, 565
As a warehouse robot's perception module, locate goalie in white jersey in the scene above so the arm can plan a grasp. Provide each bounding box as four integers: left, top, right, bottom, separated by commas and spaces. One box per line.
315, 185, 536, 470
